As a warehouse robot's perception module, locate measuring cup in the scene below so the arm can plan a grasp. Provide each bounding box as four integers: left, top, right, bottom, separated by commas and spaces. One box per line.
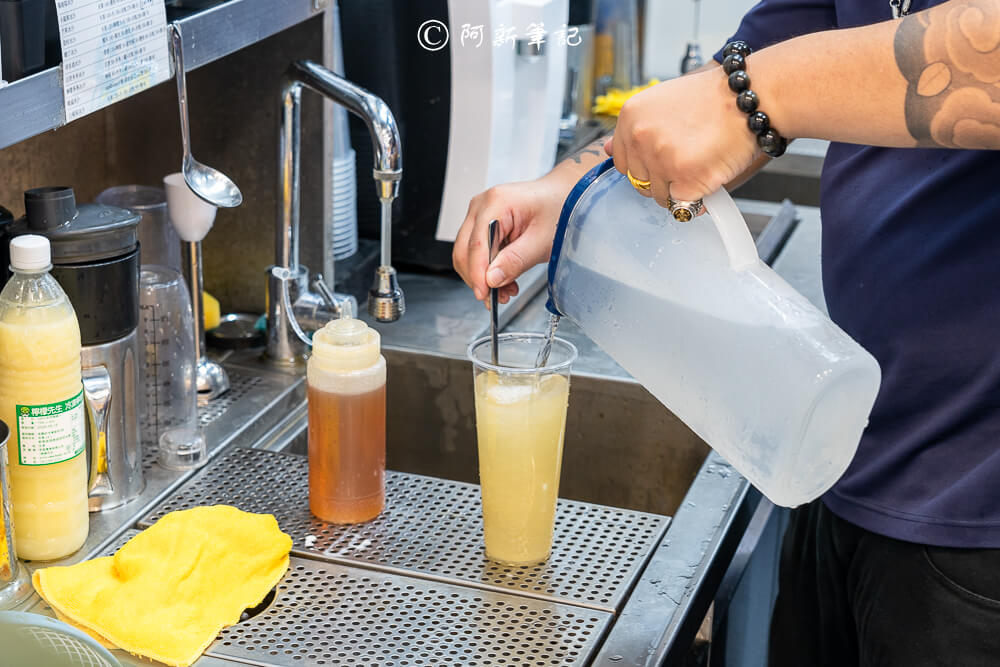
138, 266, 206, 470
95, 185, 183, 273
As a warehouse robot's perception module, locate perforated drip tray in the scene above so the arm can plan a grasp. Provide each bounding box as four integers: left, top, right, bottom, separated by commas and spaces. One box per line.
226, 558, 610, 666
138, 447, 669, 614
141, 370, 268, 472
36, 530, 612, 667
198, 372, 264, 426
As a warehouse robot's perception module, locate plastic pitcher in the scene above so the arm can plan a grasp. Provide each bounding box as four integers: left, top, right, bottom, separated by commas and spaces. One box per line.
546, 159, 881, 507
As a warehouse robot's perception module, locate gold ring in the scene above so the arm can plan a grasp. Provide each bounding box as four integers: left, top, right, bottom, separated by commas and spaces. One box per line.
627, 170, 651, 191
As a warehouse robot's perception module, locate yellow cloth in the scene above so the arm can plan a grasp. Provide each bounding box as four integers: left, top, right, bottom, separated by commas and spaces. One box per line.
593, 79, 662, 116
33, 505, 291, 667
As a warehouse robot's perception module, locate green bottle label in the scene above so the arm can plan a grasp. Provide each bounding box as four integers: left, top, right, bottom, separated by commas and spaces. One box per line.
16, 390, 86, 466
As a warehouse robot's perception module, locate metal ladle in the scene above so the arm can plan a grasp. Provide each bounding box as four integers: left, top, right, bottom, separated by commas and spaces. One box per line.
169, 25, 243, 209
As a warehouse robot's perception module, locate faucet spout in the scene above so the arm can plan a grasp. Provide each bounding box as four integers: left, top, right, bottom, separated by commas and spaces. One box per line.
267, 60, 404, 364
286, 61, 401, 201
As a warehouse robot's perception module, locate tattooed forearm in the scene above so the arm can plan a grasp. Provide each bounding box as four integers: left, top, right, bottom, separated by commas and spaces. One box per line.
894, 0, 1000, 148
565, 136, 609, 164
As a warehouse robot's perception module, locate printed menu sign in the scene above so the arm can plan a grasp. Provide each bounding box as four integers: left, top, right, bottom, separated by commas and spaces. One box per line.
55, 0, 170, 122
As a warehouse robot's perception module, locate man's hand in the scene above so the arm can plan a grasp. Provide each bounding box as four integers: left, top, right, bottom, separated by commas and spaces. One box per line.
605, 0, 1000, 208
453, 138, 608, 304
452, 177, 567, 305
605, 66, 763, 205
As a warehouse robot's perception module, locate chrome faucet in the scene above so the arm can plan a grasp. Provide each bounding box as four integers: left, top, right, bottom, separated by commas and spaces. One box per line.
266, 60, 404, 364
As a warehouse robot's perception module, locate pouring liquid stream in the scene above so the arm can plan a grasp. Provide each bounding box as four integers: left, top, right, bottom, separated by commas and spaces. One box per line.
534, 314, 561, 369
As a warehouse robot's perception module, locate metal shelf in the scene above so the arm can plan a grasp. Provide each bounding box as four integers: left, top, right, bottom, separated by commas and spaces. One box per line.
0, 0, 325, 150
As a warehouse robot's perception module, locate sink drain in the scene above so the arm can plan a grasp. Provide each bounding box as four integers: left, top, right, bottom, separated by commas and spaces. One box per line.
241, 587, 277, 622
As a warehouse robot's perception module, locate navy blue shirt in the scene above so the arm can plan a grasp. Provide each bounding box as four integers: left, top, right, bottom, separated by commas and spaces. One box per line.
718, 0, 1000, 547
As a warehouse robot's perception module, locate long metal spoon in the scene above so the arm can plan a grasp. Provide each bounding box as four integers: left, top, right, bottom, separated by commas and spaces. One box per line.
169, 25, 243, 209
488, 219, 500, 365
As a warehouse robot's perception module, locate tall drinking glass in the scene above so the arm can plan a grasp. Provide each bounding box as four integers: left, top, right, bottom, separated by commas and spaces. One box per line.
468, 333, 577, 566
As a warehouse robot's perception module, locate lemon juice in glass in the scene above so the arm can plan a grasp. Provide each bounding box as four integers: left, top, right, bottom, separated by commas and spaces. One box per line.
468, 333, 577, 566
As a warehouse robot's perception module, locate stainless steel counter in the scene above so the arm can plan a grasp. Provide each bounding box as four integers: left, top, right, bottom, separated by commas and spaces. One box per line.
14, 198, 822, 666
735, 139, 829, 206
771, 204, 826, 314
48, 527, 617, 667
14, 361, 304, 580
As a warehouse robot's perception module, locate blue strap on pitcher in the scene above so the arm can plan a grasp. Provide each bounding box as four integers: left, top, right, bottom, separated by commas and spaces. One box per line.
546, 158, 617, 316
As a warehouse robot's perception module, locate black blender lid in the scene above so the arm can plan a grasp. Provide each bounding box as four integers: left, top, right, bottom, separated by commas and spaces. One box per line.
15, 186, 139, 263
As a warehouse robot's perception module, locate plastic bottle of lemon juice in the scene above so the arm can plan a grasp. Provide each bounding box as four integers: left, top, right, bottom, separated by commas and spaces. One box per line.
0, 235, 88, 560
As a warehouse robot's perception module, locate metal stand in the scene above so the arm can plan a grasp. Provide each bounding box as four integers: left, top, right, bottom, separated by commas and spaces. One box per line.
183, 241, 230, 403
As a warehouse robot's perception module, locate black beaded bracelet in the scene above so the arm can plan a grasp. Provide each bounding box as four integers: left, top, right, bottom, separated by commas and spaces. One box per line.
721, 41, 787, 158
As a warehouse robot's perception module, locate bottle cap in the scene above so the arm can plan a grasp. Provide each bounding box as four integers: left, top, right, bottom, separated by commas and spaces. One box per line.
323, 318, 370, 346
10, 235, 52, 271
311, 318, 381, 372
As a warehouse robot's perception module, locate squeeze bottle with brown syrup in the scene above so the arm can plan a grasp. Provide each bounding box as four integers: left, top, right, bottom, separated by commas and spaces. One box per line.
307, 318, 386, 523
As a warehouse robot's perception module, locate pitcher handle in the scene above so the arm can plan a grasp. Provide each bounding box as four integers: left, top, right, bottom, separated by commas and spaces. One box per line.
82, 366, 114, 507
703, 188, 760, 272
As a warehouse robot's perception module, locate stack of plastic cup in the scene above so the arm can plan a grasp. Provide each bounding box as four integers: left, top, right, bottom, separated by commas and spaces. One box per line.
329, 0, 358, 262
332, 148, 358, 261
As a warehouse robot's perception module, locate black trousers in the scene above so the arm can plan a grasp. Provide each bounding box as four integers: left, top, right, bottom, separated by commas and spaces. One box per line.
768, 500, 1000, 667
